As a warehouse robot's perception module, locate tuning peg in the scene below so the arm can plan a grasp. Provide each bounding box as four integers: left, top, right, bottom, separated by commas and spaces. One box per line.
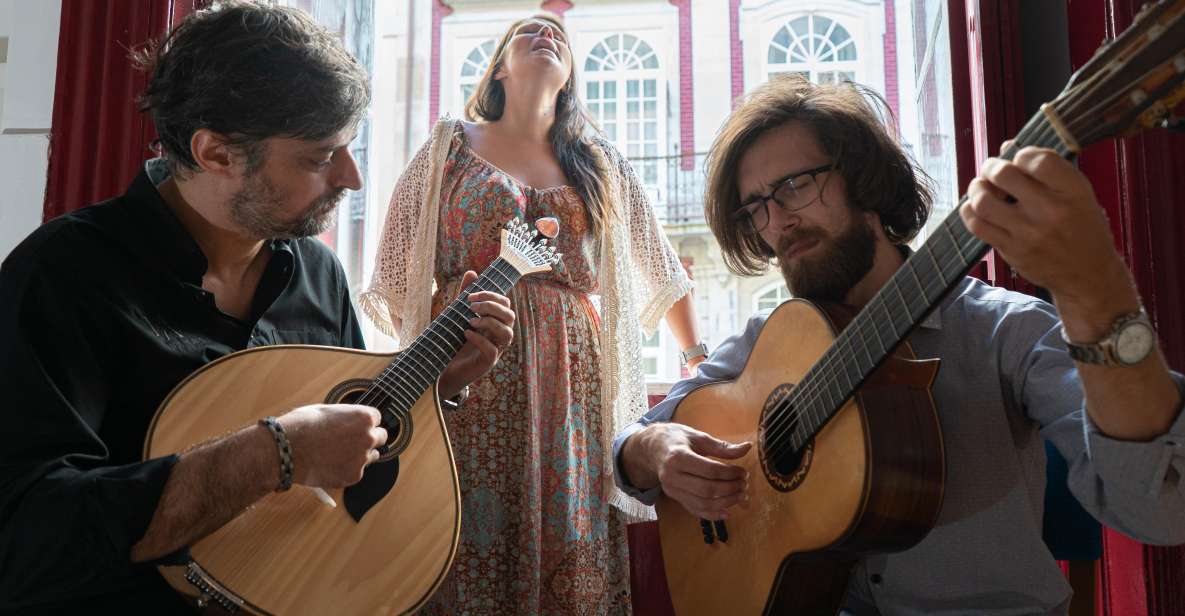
538, 238, 548, 247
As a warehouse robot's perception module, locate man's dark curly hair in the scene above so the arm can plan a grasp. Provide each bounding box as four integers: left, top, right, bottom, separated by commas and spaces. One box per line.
133, 0, 370, 175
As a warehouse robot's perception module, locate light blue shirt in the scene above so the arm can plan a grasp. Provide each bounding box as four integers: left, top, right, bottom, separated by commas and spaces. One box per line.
613, 277, 1185, 615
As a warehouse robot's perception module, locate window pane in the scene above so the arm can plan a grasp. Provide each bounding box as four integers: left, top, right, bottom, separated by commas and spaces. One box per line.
628, 123, 639, 140
605, 81, 617, 98
645, 123, 656, 140
628, 101, 639, 119
644, 100, 656, 118
791, 16, 809, 37
644, 80, 656, 98
837, 41, 857, 61
643, 55, 659, 69
627, 80, 639, 98
773, 28, 791, 48
815, 16, 834, 35
769, 46, 787, 63
642, 357, 658, 375
604, 101, 617, 119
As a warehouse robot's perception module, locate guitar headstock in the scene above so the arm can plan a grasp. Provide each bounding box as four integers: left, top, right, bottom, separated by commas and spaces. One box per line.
1047, 0, 1185, 151
499, 217, 563, 276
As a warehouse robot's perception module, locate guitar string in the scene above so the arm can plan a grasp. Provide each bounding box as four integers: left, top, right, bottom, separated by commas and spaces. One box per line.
761, 117, 1072, 459
765, 118, 1070, 456
353, 258, 523, 424
357, 260, 514, 410
768, 119, 1074, 456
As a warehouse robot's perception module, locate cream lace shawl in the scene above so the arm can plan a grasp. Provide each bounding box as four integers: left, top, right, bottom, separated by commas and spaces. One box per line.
359, 118, 694, 519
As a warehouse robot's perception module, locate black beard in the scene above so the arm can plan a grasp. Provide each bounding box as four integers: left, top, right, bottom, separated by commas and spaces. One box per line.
777, 215, 877, 304
229, 173, 343, 240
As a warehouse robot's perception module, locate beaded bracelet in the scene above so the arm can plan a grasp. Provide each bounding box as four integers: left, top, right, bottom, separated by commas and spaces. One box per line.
258, 416, 294, 492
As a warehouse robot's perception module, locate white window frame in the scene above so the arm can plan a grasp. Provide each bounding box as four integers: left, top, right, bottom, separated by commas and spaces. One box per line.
458, 39, 496, 108
581, 31, 667, 205
740, 0, 885, 95
765, 14, 860, 84
753, 281, 792, 314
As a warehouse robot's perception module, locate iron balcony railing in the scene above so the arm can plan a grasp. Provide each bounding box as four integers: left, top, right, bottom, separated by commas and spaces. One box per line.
625, 151, 710, 226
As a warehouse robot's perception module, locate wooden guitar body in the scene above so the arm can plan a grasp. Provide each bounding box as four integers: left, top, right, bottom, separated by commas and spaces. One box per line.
656, 300, 945, 615
144, 344, 460, 615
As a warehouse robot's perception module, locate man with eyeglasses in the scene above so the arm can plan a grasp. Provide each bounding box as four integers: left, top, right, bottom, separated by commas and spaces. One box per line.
612, 75, 1184, 613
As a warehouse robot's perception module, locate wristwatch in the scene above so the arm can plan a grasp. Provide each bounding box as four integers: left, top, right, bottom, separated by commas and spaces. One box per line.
1061, 309, 1157, 367
680, 342, 709, 365
441, 385, 470, 410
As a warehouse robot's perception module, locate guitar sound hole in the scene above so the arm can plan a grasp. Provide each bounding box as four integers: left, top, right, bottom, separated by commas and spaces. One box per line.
328, 381, 407, 457
772, 444, 805, 476
759, 383, 814, 491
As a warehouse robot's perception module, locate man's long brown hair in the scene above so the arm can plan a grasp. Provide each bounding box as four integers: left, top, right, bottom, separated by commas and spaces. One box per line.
465, 14, 614, 233
704, 75, 933, 276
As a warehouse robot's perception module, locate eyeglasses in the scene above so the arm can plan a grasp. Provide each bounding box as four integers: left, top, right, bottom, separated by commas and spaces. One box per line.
733, 164, 835, 235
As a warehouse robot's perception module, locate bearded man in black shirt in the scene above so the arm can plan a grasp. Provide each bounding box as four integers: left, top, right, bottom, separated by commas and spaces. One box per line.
0, 2, 514, 612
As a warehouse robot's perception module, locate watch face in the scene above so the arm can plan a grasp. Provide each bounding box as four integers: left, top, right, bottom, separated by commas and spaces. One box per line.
1116, 321, 1156, 365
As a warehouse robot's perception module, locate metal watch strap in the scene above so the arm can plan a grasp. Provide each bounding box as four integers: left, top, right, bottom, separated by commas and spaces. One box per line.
443, 385, 470, 410
681, 342, 709, 364
1065, 339, 1111, 365
1061, 309, 1151, 367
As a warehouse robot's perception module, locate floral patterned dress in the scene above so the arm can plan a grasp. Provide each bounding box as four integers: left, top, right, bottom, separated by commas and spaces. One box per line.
421, 125, 631, 615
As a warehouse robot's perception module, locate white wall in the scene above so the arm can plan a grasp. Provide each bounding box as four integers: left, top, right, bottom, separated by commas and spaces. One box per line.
0, 0, 61, 260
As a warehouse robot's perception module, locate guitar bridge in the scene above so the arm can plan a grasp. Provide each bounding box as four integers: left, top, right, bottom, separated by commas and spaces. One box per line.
185, 560, 245, 613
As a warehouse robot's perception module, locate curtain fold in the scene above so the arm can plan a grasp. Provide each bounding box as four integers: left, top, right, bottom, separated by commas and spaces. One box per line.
43, 0, 205, 221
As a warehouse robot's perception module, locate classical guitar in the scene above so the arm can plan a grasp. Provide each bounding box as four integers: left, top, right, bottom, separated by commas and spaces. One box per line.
655, 2, 1185, 614
143, 218, 561, 615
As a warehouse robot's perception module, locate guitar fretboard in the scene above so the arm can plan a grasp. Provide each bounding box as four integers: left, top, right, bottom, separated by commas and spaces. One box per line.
764, 110, 1076, 457
365, 259, 521, 416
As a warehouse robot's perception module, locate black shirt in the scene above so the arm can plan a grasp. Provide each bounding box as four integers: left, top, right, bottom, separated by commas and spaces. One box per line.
0, 161, 365, 613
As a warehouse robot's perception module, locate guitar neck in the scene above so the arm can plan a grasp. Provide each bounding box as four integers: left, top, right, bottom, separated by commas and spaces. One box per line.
785, 110, 1076, 452
372, 258, 521, 403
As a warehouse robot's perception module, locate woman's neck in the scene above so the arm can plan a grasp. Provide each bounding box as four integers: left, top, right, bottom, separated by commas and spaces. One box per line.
495, 79, 560, 143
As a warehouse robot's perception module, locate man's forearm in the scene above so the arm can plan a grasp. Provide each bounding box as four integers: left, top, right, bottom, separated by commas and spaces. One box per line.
130, 424, 277, 562
1056, 267, 1183, 441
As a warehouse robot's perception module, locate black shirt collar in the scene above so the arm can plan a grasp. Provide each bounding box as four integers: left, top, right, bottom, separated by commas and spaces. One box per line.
115, 159, 293, 285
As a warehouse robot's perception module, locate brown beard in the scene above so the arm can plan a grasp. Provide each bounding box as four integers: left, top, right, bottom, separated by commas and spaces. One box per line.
229, 172, 344, 240
777, 214, 877, 304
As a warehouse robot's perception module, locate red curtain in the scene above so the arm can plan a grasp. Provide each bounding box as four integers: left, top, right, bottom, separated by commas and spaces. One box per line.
964, 0, 1185, 614
1066, 1, 1185, 614
43, 0, 204, 221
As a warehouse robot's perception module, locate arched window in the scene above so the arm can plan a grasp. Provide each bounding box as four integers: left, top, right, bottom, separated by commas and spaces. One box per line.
459, 40, 496, 106
584, 34, 663, 192
755, 283, 791, 314
767, 15, 858, 85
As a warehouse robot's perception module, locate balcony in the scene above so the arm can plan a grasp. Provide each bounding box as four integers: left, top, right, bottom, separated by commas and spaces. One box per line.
626, 151, 710, 228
